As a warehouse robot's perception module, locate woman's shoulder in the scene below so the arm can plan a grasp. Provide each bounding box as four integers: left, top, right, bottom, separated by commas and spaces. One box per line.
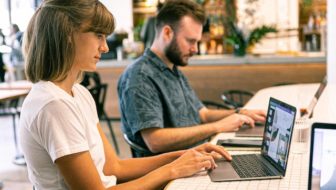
73, 83, 92, 98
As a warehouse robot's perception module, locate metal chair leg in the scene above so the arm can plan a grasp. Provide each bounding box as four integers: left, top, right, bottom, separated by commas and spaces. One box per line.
12, 114, 19, 155
12, 113, 26, 165
105, 118, 120, 154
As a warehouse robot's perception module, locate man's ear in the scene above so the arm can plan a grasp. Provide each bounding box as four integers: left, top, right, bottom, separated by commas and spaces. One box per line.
162, 25, 174, 43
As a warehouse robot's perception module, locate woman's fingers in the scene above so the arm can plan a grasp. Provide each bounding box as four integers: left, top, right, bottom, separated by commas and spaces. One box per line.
197, 143, 232, 161
191, 154, 215, 170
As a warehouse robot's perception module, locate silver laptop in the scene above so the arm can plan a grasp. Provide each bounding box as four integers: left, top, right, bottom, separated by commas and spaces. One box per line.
236, 77, 327, 138
301, 76, 327, 118
235, 122, 265, 137
308, 122, 336, 190
209, 97, 296, 182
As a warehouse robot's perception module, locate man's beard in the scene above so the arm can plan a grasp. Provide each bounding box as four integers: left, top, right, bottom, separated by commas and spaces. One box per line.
164, 37, 190, 67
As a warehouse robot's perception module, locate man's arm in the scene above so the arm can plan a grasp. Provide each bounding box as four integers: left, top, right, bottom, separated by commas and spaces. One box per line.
199, 107, 267, 124
141, 113, 253, 153
199, 107, 236, 123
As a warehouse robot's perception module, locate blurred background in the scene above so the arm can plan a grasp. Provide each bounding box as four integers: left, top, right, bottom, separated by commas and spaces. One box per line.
0, 0, 332, 189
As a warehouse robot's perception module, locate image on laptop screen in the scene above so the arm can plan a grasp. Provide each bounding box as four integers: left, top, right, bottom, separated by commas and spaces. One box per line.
261, 99, 296, 170
309, 123, 336, 190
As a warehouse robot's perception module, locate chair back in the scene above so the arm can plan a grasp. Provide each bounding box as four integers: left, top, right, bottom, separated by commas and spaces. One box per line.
81, 72, 102, 88
123, 134, 153, 157
88, 83, 108, 118
81, 72, 120, 154
272, 82, 296, 86
202, 100, 231, 109
221, 90, 254, 108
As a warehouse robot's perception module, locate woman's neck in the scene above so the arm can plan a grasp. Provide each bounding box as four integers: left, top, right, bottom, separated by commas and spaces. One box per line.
52, 70, 78, 97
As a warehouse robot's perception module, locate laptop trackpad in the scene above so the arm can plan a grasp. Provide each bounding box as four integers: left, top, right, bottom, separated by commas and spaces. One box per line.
208, 159, 239, 182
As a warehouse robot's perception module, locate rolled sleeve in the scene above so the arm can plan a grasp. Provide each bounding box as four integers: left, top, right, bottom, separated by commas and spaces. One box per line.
122, 82, 164, 136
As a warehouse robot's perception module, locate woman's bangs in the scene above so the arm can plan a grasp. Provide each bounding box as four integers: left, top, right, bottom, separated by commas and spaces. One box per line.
88, 3, 115, 34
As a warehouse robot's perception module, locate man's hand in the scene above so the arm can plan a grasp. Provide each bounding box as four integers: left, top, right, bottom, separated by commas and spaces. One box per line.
239, 109, 266, 125
214, 113, 254, 132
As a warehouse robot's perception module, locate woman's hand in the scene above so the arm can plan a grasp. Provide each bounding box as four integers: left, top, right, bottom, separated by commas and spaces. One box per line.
166, 143, 232, 179
193, 142, 232, 160
166, 149, 215, 179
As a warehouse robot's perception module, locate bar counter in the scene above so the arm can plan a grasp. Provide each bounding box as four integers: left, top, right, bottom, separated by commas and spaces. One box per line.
97, 52, 326, 68
95, 53, 326, 118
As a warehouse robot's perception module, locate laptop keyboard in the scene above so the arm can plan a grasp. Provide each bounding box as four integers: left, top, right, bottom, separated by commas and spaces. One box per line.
231, 154, 276, 178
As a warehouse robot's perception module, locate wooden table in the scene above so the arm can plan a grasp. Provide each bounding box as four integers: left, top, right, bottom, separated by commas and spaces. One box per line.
0, 89, 30, 101
0, 80, 32, 90
165, 83, 336, 190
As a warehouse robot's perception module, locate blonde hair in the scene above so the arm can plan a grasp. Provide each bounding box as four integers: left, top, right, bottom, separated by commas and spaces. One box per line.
23, 0, 115, 83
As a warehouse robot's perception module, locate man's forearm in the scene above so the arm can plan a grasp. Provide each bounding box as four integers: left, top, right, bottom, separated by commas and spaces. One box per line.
202, 109, 235, 123
141, 123, 219, 153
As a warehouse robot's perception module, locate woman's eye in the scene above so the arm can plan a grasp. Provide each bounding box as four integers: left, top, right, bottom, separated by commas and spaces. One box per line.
96, 33, 105, 39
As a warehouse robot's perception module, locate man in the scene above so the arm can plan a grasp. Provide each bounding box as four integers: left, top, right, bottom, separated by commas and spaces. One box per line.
118, 0, 266, 157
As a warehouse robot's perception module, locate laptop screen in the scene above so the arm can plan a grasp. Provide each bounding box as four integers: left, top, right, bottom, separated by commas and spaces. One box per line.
261, 97, 296, 173
308, 123, 336, 190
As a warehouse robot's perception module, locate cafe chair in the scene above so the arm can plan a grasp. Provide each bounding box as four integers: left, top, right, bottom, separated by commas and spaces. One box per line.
81, 72, 102, 89
202, 100, 231, 109
123, 134, 153, 158
221, 89, 254, 109
272, 82, 296, 87
0, 98, 25, 165
88, 83, 120, 154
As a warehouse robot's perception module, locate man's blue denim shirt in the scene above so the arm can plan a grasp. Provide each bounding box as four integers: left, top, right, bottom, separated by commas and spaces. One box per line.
117, 49, 204, 153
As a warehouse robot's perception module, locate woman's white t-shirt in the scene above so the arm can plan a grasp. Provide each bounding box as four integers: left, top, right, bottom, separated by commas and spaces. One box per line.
19, 81, 116, 189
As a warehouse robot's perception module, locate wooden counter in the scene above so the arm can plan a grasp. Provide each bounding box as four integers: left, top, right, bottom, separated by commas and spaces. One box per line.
96, 54, 326, 118
98, 52, 326, 67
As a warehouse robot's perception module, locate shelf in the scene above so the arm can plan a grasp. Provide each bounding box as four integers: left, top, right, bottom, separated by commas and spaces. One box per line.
133, 6, 156, 14
204, 5, 225, 10
303, 30, 321, 35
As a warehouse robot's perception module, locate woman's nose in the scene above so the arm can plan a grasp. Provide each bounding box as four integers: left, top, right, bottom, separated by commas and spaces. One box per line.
100, 40, 109, 53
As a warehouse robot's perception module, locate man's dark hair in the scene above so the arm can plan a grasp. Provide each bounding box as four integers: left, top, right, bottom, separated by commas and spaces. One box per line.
155, 0, 206, 32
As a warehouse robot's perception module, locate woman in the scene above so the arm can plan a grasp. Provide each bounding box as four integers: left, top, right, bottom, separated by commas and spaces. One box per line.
19, 0, 231, 189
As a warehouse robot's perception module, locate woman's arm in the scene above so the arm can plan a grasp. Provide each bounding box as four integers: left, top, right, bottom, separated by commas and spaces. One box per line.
55, 124, 231, 190
97, 123, 185, 182
55, 151, 107, 190
54, 124, 183, 190
111, 148, 221, 190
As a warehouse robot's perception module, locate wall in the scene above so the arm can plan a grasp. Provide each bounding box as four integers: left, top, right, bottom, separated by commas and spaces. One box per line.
236, 0, 299, 53
327, 0, 336, 84
101, 0, 133, 33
